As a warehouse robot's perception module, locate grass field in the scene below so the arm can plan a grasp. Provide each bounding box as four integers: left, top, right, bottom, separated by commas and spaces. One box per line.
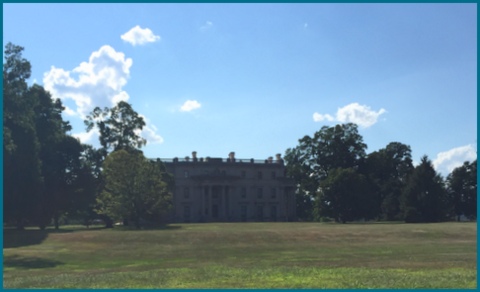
3, 222, 477, 288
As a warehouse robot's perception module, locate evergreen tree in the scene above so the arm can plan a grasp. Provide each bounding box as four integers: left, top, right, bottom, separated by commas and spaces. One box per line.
447, 160, 477, 220
363, 142, 414, 221
401, 156, 448, 223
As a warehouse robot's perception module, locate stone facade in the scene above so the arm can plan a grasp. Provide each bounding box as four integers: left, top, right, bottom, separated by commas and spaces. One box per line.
161, 152, 296, 223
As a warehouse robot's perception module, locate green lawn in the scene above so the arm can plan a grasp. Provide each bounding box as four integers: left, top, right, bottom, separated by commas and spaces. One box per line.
3, 222, 477, 288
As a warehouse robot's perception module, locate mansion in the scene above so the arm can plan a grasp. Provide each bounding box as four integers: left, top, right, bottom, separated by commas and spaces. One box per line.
161, 152, 296, 223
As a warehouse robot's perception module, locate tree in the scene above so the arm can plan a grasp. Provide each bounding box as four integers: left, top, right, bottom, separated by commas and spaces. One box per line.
3, 43, 32, 154
3, 43, 42, 229
401, 156, 448, 223
363, 142, 414, 220
447, 160, 477, 220
98, 150, 173, 228
84, 101, 146, 157
28, 84, 79, 229
62, 144, 104, 228
284, 147, 316, 221
317, 168, 375, 223
84, 101, 148, 227
284, 123, 368, 220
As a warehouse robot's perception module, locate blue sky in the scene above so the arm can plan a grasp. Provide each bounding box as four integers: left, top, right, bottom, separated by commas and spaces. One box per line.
3, 3, 477, 177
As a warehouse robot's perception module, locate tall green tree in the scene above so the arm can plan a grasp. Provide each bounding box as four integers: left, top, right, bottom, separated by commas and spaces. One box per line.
284, 147, 316, 221
98, 150, 173, 228
84, 101, 148, 227
84, 101, 146, 157
3, 43, 33, 154
401, 156, 448, 223
447, 160, 477, 220
67, 147, 100, 228
363, 142, 414, 220
284, 123, 368, 220
317, 168, 375, 223
28, 84, 79, 229
3, 43, 42, 229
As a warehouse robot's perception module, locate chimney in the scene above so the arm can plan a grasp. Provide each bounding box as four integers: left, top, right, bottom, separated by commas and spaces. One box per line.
276, 153, 284, 164
228, 152, 236, 162
192, 151, 197, 162
268, 156, 273, 163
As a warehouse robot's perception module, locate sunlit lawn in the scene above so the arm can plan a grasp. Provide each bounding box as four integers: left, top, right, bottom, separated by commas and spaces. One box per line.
3, 222, 477, 288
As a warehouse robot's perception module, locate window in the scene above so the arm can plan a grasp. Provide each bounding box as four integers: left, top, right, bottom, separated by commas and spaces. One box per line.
212, 187, 219, 199
258, 171, 263, 179
257, 188, 263, 199
184, 206, 191, 219
271, 171, 276, 179
241, 187, 247, 199
241, 170, 246, 178
184, 171, 189, 178
183, 187, 190, 199
256, 205, 264, 221
212, 205, 219, 218
271, 188, 276, 199
241, 205, 247, 222
270, 205, 277, 221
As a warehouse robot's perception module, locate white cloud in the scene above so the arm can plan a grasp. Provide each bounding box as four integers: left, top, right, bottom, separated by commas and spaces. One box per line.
63, 106, 77, 117
139, 115, 164, 144
313, 113, 334, 122
313, 102, 386, 128
43, 45, 164, 146
336, 103, 387, 128
121, 25, 160, 46
433, 144, 477, 176
142, 124, 164, 144
200, 21, 213, 32
43, 45, 132, 118
72, 129, 98, 145
180, 100, 202, 112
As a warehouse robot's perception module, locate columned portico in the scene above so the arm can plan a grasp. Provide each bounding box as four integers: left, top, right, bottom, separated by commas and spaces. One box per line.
162, 152, 296, 223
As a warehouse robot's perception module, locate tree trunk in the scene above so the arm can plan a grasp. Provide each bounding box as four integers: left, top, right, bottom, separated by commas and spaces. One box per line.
54, 214, 60, 230
16, 219, 24, 230
101, 215, 113, 228
105, 217, 113, 228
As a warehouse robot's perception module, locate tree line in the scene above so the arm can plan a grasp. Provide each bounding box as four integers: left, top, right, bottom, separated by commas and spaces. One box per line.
284, 123, 477, 223
3, 43, 173, 230
3, 43, 476, 229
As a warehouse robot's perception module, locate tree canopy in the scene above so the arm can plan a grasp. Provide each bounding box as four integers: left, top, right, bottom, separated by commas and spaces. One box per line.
401, 156, 448, 223
98, 150, 173, 228
284, 124, 468, 223
3, 43, 172, 230
284, 123, 368, 221
85, 101, 146, 157
447, 160, 477, 220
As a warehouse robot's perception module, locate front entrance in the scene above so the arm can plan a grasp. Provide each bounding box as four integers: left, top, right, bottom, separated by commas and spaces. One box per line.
212, 204, 219, 219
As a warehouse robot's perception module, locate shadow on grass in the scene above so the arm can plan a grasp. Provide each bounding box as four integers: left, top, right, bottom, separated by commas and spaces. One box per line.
3, 229, 50, 248
113, 224, 182, 231
3, 255, 64, 269
3, 226, 106, 248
